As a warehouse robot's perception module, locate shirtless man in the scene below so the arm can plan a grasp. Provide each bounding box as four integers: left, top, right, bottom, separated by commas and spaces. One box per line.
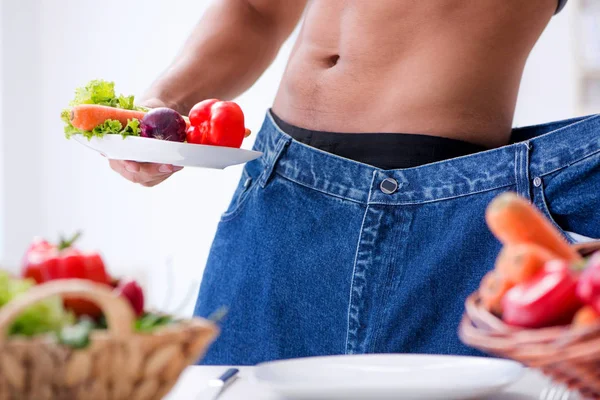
110, 0, 600, 365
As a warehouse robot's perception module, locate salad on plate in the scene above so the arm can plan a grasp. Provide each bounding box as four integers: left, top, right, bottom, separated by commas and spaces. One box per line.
60, 80, 261, 168
61, 79, 251, 147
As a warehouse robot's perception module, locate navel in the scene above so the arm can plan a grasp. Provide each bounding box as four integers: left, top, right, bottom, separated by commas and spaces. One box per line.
326, 54, 340, 68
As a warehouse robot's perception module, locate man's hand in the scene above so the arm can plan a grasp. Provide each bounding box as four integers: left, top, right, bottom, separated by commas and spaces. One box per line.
108, 160, 182, 188
108, 97, 182, 187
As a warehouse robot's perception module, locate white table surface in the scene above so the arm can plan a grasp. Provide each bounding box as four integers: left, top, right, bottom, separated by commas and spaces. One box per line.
164, 365, 561, 400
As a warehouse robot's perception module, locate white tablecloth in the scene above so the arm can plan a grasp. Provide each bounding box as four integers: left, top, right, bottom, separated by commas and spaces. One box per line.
164, 365, 559, 399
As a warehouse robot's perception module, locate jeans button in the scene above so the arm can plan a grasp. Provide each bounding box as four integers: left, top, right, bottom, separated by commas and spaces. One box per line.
533, 177, 542, 188
380, 178, 398, 194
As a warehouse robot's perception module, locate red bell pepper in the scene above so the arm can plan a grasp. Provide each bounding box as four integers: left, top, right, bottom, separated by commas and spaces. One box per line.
22, 232, 111, 317
501, 260, 582, 328
186, 99, 246, 148
576, 252, 600, 314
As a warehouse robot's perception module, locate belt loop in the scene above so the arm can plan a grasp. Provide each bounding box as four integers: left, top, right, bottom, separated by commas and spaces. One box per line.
515, 141, 532, 200
258, 136, 292, 188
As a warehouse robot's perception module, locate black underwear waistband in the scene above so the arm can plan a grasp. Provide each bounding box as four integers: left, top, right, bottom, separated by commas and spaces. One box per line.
270, 111, 488, 170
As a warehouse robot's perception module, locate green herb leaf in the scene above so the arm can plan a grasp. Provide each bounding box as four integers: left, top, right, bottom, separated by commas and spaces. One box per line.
96, 315, 108, 330
135, 312, 174, 333
57, 317, 95, 349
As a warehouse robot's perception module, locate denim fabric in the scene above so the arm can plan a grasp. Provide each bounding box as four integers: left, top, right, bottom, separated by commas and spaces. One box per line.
194, 112, 600, 365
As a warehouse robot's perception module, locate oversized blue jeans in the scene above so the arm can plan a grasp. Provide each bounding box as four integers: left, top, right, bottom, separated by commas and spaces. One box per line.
194, 112, 600, 365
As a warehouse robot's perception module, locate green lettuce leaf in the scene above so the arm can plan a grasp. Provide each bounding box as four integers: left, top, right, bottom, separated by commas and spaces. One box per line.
61, 109, 84, 139
62, 79, 147, 139
0, 271, 74, 337
67, 79, 145, 111
91, 119, 123, 138
70, 80, 117, 107
0, 272, 32, 306
87, 118, 141, 140
121, 118, 141, 138
117, 94, 135, 110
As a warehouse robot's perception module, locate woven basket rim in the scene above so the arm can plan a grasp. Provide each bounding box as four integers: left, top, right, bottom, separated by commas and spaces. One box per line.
3, 316, 217, 347
459, 292, 600, 365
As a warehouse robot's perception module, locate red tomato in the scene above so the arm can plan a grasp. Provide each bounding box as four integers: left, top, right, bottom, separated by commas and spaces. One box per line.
501, 260, 582, 328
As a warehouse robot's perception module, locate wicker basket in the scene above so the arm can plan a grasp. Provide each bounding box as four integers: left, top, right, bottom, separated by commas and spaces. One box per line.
460, 241, 600, 400
0, 279, 219, 400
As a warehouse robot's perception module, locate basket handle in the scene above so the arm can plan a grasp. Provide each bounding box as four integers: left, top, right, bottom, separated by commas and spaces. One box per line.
0, 279, 135, 343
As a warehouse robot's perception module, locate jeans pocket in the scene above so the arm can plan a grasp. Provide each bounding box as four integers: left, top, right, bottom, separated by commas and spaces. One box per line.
534, 178, 600, 245
220, 168, 258, 223
532, 180, 578, 244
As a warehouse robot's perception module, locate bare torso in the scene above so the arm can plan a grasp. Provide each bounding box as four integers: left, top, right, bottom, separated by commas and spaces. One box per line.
272, 0, 557, 148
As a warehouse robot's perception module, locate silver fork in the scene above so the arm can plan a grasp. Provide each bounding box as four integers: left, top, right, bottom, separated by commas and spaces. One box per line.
539, 384, 580, 400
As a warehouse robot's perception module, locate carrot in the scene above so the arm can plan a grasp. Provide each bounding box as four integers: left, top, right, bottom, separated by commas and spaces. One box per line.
480, 270, 514, 316
573, 306, 600, 327
495, 243, 557, 284
70, 105, 147, 131
72, 104, 252, 137
485, 192, 580, 261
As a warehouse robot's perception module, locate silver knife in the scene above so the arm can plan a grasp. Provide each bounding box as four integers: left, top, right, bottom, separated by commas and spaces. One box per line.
197, 368, 240, 399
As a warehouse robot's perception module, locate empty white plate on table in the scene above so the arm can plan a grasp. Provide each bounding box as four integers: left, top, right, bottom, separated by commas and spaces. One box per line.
253, 354, 524, 400
73, 135, 262, 169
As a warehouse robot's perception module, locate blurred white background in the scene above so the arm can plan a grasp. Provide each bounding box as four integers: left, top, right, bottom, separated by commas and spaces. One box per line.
0, 0, 594, 315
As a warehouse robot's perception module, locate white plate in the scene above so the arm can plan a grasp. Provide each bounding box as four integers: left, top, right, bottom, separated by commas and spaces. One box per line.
73, 135, 262, 169
253, 354, 524, 400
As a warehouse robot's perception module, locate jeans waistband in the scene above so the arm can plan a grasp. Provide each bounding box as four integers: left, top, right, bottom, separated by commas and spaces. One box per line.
252, 111, 600, 206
